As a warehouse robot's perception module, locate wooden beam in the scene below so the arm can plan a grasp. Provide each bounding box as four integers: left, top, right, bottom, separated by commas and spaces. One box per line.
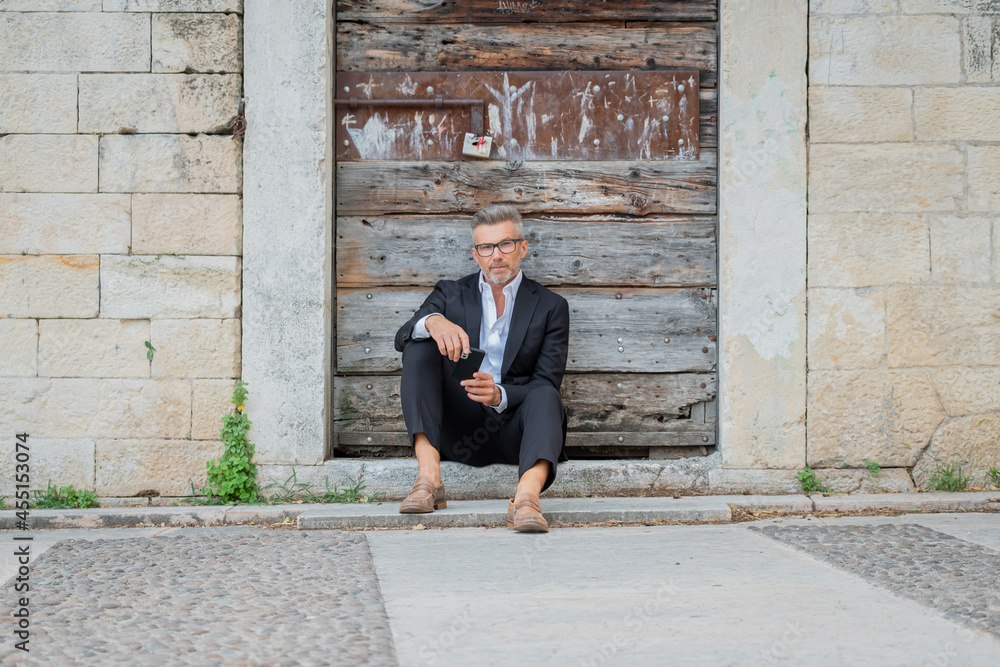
336, 152, 717, 215
336, 216, 717, 287
337, 22, 718, 87
336, 287, 717, 373
336, 0, 719, 23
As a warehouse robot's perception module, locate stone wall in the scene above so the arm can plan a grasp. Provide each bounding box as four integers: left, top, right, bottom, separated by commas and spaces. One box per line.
0, 0, 244, 498
807, 0, 1000, 488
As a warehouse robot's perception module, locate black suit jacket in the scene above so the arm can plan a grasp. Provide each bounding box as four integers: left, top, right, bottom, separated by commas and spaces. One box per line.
394, 272, 570, 415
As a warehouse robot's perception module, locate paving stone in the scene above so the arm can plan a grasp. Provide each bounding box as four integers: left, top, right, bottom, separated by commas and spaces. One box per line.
0, 531, 396, 665
750, 523, 1000, 639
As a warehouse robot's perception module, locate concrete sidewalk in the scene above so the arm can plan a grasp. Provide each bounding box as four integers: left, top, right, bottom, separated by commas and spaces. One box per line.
1, 512, 999, 665
1, 490, 999, 530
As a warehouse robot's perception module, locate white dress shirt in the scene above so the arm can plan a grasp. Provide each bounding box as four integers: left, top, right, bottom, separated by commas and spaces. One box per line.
412, 269, 523, 413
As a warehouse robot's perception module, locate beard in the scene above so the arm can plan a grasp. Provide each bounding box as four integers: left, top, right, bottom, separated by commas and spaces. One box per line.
483, 262, 517, 285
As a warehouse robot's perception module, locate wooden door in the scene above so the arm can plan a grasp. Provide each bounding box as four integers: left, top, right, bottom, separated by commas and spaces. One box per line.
333, 1, 718, 460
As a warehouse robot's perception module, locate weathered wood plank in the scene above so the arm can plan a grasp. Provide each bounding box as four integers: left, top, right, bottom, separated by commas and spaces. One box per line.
700, 89, 716, 148
336, 70, 700, 161
336, 153, 717, 215
337, 426, 715, 448
334, 372, 717, 434
336, 287, 717, 373
337, 0, 719, 23
337, 22, 718, 87
337, 216, 716, 287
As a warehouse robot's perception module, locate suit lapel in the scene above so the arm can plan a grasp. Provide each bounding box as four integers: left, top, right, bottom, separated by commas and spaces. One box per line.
463, 274, 482, 349
501, 278, 539, 377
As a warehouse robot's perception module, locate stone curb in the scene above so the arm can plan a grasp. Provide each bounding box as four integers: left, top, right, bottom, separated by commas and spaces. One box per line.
2, 492, 998, 530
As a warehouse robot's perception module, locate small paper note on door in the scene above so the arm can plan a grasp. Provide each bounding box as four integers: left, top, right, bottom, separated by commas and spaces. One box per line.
462, 133, 493, 159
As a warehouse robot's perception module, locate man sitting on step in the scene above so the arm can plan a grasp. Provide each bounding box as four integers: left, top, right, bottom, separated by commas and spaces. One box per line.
393, 204, 570, 533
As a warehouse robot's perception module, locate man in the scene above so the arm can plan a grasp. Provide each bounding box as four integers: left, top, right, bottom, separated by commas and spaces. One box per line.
394, 205, 570, 533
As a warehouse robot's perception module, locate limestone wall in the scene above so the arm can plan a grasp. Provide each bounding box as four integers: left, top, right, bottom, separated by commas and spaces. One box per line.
0, 0, 244, 498
807, 0, 1000, 488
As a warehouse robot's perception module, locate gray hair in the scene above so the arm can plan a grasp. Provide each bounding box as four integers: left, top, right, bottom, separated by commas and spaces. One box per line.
470, 205, 523, 237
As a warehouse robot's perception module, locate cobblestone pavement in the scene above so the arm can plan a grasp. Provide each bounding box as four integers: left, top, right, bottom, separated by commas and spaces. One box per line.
750, 523, 1000, 639
0, 529, 398, 666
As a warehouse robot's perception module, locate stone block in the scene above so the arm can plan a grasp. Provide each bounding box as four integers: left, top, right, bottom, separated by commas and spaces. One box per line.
963, 16, 996, 83
1, 1, 102, 8
79, 74, 241, 134
152, 13, 242, 73
0, 439, 95, 499
0, 194, 130, 255
811, 0, 899, 12
912, 414, 1000, 489
0, 12, 149, 72
707, 468, 804, 495
887, 285, 1000, 367
104, 0, 242, 11
807, 287, 886, 370
0, 378, 190, 439
808, 213, 930, 287
929, 215, 992, 283
915, 87, 1000, 140
808, 87, 912, 143
0, 135, 98, 193
132, 194, 242, 255
100, 255, 241, 319
807, 369, 945, 467
810, 16, 961, 85
812, 468, 917, 494
192, 378, 236, 440
968, 146, 1000, 212
99, 134, 241, 194
150, 318, 240, 378
995, 218, 1000, 281
0, 319, 37, 377
0, 74, 77, 134
900, 0, 1000, 13
95, 438, 224, 497
38, 319, 150, 378
812, 491, 1000, 512
932, 367, 1000, 417
0, 255, 99, 318
809, 144, 963, 212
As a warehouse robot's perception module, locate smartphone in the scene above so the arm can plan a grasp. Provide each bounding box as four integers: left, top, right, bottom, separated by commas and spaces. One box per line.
451, 347, 486, 381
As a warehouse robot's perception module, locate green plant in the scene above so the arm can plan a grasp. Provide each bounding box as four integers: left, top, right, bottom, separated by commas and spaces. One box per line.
864, 460, 881, 477
144, 340, 156, 361
798, 467, 833, 494
260, 466, 381, 504
926, 461, 971, 492
986, 466, 1000, 489
0, 496, 6, 509
29, 481, 99, 509
201, 380, 259, 503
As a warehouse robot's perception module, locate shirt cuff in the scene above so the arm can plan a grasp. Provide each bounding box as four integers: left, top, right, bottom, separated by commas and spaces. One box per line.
491, 385, 508, 413
412, 314, 436, 340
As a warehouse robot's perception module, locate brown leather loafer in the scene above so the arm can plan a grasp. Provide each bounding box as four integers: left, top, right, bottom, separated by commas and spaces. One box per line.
507, 495, 549, 533
398, 475, 446, 513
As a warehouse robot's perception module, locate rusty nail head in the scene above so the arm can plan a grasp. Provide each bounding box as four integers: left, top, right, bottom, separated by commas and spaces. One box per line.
702, 347, 709, 353
702, 436, 709, 443
700, 383, 707, 389
366, 383, 373, 390
709, 335, 716, 342
615, 293, 622, 299
366, 293, 372, 299
664, 337, 670, 343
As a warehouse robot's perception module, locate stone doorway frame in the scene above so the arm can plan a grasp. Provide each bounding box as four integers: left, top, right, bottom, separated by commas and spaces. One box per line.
241, 0, 808, 497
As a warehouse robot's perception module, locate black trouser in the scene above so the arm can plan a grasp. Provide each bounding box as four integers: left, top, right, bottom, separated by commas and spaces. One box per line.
400, 339, 566, 494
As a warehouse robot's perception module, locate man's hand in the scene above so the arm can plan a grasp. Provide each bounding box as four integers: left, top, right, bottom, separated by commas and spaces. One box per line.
425, 314, 470, 362
462, 372, 501, 407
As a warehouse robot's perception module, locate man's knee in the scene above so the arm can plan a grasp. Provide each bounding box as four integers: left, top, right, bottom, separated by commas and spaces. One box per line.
401, 339, 441, 370
524, 385, 563, 411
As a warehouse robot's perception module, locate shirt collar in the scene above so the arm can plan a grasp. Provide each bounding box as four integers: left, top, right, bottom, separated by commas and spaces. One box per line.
479, 269, 523, 300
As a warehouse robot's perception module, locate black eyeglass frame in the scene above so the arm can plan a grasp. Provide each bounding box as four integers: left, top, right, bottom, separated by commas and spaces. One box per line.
473, 238, 525, 257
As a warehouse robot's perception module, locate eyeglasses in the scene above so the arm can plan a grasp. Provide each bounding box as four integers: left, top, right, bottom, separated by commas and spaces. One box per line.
473, 238, 524, 257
